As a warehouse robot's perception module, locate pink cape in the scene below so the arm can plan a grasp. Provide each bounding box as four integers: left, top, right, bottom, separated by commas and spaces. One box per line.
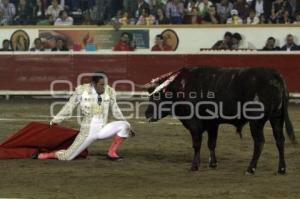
0, 122, 88, 159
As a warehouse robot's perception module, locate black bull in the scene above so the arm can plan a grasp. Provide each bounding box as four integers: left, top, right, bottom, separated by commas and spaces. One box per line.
144, 66, 296, 175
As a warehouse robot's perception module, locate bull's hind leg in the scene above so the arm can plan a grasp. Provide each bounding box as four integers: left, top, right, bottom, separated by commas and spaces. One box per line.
246, 120, 267, 175
270, 117, 286, 175
207, 125, 218, 168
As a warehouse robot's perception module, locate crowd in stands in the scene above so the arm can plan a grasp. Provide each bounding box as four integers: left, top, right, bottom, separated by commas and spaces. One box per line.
210, 32, 300, 51
0, 36, 70, 51
0, 0, 300, 26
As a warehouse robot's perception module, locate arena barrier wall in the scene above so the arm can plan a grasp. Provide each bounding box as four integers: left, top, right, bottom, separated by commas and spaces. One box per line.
1, 25, 300, 52
0, 52, 299, 96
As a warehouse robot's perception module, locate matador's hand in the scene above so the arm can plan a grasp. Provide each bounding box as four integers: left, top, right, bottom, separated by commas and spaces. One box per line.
49, 121, 58, 127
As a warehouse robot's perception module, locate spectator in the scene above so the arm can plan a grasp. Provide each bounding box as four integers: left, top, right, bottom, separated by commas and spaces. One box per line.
128, 14, 137, 24
91, 0, 110, 25
136, 7, 156, 25
198, 0, 213, 20
246, 9, 260, 24
82, 12, 95, 25
231, 32, 242, 50
112, 9, 136, 27
281, 34, 299, 51
186, 0, 197, 13
282, 9, 294, 24
46, 0, 63, 23
165, 0, 184, 24
111, 9, 123, 24
261, 37, 281, 51
233, 0, 250, 22
258, 13, 266, 24
296, 0, 300, 14
10, 0, 19, 8
212, 32, 232, 50
155, 7, 169, 24
270, 0, 292, 24
136, 0, 150, 18
40, 0, 50, 8
250, 0, 272, 23
14, 0, 32, 25
288, 0, 297, 16
113, 32, 136, 51
32, 0, 47, 24
293, 12, 300, 24
216, 0, 233, 24
30, 38, 45, 51
51, 38, 69, 51
151, 34, 172, 51
110, 0, 124, 18
123, 0, 138, 18
54, 9, 73, 25
227, 9, 243, 24
149, 0, 165, 15
185, 6, 201, 24
0, 0, 16, 25
202, 5, 220, 24
0, 39, 12, 51
250, 0, 264, 16
119, 11, 129, 25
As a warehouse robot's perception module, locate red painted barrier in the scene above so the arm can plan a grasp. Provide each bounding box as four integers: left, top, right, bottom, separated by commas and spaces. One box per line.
0, 54, 299, 92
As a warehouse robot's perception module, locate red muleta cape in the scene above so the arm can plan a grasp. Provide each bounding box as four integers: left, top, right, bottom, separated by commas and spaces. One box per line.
0, 122, 88, 159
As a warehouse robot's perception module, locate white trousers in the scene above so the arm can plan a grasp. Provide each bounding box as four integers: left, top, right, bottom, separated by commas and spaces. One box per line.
57, 118, 130, 161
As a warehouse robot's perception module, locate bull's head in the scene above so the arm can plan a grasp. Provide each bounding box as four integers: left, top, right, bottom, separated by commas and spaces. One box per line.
136, 68, 186, 122
145, 88, 172, 122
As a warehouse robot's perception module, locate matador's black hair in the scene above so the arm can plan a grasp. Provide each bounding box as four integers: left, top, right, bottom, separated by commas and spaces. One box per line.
92, 71, 107, 83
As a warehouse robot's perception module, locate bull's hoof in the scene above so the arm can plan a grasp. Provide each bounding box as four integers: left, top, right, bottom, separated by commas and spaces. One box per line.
277, 167, 286, 175
245, 167, 256, 175
209, 162, 218, 169
190, 165, 199, 171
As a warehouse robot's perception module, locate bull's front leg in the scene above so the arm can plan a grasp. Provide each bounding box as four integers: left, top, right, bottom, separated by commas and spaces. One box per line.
207, 125, 218, 168
190, 131, 203, 171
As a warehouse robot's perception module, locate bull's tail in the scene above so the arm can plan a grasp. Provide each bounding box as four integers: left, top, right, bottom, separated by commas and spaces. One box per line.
283, 84, 297, 144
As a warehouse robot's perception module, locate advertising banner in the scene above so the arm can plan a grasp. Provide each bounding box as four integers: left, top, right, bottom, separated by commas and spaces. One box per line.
38, 29, 150, 50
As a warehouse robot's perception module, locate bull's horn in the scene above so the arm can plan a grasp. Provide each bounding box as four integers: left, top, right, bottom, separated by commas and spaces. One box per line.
135, 83, 157, 90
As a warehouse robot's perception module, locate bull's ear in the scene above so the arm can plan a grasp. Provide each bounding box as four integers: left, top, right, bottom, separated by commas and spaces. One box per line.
180, 79, 187, 90
181, 67, 188, 71
179, 67, 189, 74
